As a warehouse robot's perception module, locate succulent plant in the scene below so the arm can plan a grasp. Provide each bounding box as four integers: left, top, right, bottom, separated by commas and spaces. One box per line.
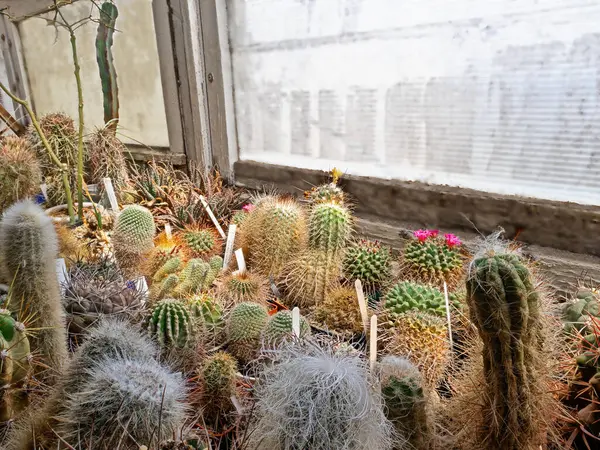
241, 197, 307, 277
308, 201, 352, 258
249, 342, 393, 450
563, 288, 600, 334
87, 125, 130, 199
382, 311, 450, 386
0, 136, 42, 213
342, 239, 391, 292
63, 259, 145, 338
147, 298, 194, 348
0, 200, 68, 382
303, 168, 346, 205
177, 226, 223, 260
379, 356, 431, 450
112, 205, 156, 275
189, 293, 224, 335
153, 256, 184, 283
198, 351, 237, 413
151, 273, 180, 302
218, 270, 269, 306
313, 286, 364, 335
402, 230, 464, 289
466, 250, 545, 449
262, 310, 310, 346
382, 281, 449, 318
144, 231, 184, 278
172, 259, 210, 296
226, 302, 269, 364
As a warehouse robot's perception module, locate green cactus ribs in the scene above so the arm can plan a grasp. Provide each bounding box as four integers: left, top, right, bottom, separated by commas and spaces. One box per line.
147, 299, 193, 348
402, 229, 464, 290
343, 239, 391, 292
176, 226, 223, 260
226, 302, 268, 364
382, 281, 448, 318
262, 310, 310, 346
563, 288, 600, 334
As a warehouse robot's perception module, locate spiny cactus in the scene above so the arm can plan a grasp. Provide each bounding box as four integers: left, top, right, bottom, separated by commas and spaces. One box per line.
112, 205, 156, 275
226, 302, 269, 364
379, 356, 431, 450
198, 351, 237, 413
87, 126, 130, 199
189, 294, 224, 337
249, 342, 393, 450
241, 197, 307, 277
303, 168, 346, 205
308, 201, 352, 257
177, 226, 223, 260
153, 256, 184, 283
147, 299, 193, 348
218, 270, 269, 306
313, 285, 364, 336
144, 231, 184, 278
172, 259, 210, 297
343, 239, 391, 292
383, 311, 450, 386
262, 310, 310, 346
0, 200, 68, 382
563, 288, 600, 334
0, 310, 32, 421
466, 249, 545, 449
0, 136, 42, 212
383, 281, 449, 318
402, 229, 464, 289
57, 356, 188, 449
151, 273, 180, 302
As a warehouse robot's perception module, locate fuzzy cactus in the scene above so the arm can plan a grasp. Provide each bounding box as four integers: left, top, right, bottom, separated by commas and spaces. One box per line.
563, 288, 600, 334
402, 230, 464, 289
198, 351, 237, 413
343, 239, 391, 292
313, 286, 364, 335
466, 250, 545, 449
0, 200, 68, 382
383, 281, 449, 318
218, 270, 269, 306
0, 310, 32, 421
226, 302, 269, 364
379, 356, 431, 450
177, 226, 223, 260
112, 205, 156, 275
147, 299, 193, 348
262, 310, 310, 346
249, 343, 393, 450
241, 197, 308, 277
0, 136, 42, 212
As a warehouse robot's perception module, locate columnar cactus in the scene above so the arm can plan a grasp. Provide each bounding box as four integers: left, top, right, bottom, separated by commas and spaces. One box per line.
0, 200, 68, 382
147, 299, 193, 348
112, 205, 156, 275
199, 351, 237, 413
226, 302, 269, 364
343, 239, 391, 292
153, 256, 184, 283
466, 250, 544, 449
0, 136, 42, 212
308, 201, 352, 259
173, 259, 210, 297
262, 310, 310, 346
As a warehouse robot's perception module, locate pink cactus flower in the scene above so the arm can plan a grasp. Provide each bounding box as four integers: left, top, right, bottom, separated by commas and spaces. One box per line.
413, 229, 430, 242
242, 203, 255, 212
445, 233, 461, 248
427, 229, 439, 238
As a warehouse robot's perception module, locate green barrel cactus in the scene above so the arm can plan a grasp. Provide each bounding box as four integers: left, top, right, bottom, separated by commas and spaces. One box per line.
226, 302, 269, 364
308, 201, 352, 257
563, 288, 600, 333
343, 239, 391, 291
147, 299, 193, 348
382, 281, 447, 318
199, 351, 237, 413
178, 226, 222, 259
262, 310, 310, 346
112, 205, 156, 275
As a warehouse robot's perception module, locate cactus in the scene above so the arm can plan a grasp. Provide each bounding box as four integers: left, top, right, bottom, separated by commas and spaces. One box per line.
151, 273, 180, 302
0, 200, 68, 382
218, 270, 269, 306
226, 302, 269, 364
308, 201, 352, 257
112, 205, 156, 275
284, 249, 340, 308
177, 226, 223, 260
0, 136, 42, 212
249, 343, 393, 450
189, 294, 224, 335
147, 299, 193, 348
0, 310, 32, 421
466, 250, 544, 449
379, 356, 431, 450
313, 286, 364, 336
303, 168, 346, 205
262, 310, 310, 346
153, 256, 184, 283
58, 356, 188, 448
87, 126, 130, 197
198, 351, 237, 413
382, 281, 449, 318
343, 239, 391, 292
95, 1, 119, 127
144, 231, 184, 278
402, 230, 464, 289
173, 259, 210, 297
206, 255, 223, 285
241, 197, 307, 277
563, 288, 600, 334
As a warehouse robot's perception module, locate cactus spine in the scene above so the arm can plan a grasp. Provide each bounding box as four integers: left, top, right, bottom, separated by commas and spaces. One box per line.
199, 351, 237, 413
112, 205, 156, 276
466, 250, 544, 449
0, 136, 42, 213
147, 298, 193, 348
226, 302, 269, 364
0, 200, 68, 382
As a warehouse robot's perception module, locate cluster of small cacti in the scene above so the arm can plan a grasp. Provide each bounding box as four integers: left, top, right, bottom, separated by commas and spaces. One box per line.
151, 255, 222, 301
563, 288, 600, 333
0, 136, 42, 213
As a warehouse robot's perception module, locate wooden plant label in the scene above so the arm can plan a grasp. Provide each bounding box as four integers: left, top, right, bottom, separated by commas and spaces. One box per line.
369, 315, 378, 371
164, 223, 173, 241
102, 177, 119, 211
199, 195, 226, 239
355, 279, 369, 335
443, 281, 454, 350
292, 307, 301, 338
55, 258, 68, 294
223, 224, 237, 269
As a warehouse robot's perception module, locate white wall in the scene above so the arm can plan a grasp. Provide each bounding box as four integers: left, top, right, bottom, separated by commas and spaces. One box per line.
229, 0, 600, 205
19, 0, 169, 147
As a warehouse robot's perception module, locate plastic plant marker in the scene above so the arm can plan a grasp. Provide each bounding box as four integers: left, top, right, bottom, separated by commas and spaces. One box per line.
102, 177, 119, 211
164, 223, 172, 241
369, 315, 378, 371
235, 248, 246, 273
443, 281, 453, 350
223, 224, 237, 269
199, 195, 226, 239
40, 183, 48, 201
56, 258, 68, 294
355, 279, 369, 335
231, 395, 244, 414
292, 307, 301, 338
